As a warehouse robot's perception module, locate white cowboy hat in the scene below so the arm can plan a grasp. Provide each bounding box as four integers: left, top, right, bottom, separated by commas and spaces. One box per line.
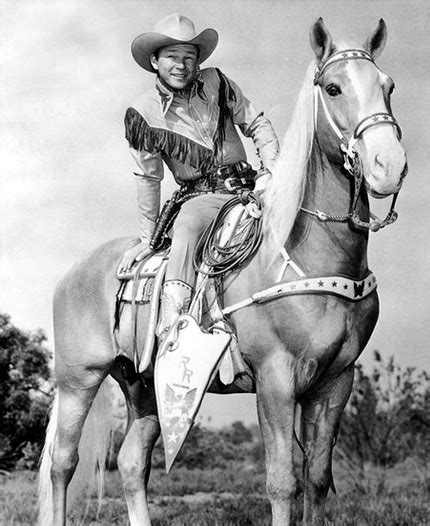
132, 14, 219, 72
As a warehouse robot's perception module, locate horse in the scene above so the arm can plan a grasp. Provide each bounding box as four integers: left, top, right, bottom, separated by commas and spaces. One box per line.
38, 17, 407, 526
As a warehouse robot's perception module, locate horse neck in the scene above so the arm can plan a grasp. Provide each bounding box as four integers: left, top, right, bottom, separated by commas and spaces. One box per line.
287, 140, 370, 279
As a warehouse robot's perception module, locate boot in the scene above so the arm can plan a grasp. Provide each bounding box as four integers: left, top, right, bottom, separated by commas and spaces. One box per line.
157, 280, 192, 340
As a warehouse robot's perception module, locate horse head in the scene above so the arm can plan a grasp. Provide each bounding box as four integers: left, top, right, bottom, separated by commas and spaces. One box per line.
311, 18, 407, 198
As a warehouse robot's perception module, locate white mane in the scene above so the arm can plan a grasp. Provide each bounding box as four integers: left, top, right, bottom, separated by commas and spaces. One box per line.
263, 61, 316, 256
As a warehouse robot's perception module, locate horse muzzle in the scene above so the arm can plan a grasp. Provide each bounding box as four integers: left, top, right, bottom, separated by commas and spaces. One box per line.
365, 155, 408, 198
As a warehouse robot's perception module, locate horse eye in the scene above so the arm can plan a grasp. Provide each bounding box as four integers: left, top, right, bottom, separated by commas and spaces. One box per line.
388, 83, 396, 95
326, 84, 342, 97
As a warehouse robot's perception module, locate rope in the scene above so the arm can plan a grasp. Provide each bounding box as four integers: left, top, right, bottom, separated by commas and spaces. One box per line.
193, 191, 264, 277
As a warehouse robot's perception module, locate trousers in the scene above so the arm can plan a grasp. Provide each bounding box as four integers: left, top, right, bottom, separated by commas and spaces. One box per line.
164, 192, 233, 287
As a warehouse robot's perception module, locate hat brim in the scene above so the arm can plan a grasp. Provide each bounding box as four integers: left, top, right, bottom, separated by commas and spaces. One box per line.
132, 28, 219, 72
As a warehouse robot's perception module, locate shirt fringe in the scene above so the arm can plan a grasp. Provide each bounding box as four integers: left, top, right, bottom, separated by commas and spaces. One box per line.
125, 69, 237, 173
125, 107, 215, 173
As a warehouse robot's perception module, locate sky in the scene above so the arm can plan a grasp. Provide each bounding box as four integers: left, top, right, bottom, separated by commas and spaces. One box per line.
1, 0, 429, 425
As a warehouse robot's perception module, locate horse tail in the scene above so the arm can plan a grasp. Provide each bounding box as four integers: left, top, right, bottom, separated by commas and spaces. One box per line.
38, 391, 59, 526
38, 379, 115, 525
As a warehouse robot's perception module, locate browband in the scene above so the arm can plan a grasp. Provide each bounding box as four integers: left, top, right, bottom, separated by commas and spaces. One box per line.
314, 49, 374, 84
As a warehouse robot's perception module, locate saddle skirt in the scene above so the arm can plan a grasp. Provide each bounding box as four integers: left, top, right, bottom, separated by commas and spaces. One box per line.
117, 249, 169, 303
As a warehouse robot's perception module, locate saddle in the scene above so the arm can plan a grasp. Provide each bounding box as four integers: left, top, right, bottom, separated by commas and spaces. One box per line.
114, 194, 262, 382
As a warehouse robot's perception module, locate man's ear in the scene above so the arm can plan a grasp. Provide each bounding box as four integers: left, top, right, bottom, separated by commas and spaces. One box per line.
150, 54, 159, 71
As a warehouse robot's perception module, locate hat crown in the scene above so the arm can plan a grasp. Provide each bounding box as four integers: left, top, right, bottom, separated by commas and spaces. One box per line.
153, 14, 198, 41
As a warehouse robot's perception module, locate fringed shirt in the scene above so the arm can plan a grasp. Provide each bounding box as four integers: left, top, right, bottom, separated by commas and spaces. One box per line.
124, 67, 279, 241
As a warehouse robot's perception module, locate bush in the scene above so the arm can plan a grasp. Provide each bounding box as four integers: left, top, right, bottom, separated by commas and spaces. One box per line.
338, 351, 430, 467
0, 313, 53, 469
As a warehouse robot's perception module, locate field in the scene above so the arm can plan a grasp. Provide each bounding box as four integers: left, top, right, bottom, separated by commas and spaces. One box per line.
1, 455, 429, 525
2, 313, 429, 524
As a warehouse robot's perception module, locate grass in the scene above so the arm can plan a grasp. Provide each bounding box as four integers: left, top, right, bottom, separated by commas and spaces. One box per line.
1, 459, 429, 525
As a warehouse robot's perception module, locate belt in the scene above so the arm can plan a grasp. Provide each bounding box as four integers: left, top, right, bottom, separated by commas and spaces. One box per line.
182, 177, 230, 194
182, 161, 257, 195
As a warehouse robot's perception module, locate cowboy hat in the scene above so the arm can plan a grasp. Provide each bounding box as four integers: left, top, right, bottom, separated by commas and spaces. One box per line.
132, 14, 219, 72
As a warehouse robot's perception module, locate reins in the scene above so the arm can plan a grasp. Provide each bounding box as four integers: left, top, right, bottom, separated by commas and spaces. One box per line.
300, 153, 399, 232
306, 49, 402, 232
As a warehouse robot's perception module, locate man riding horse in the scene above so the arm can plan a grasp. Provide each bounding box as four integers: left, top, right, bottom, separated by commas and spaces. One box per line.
39, 17, 407, 526
119, 13, 279, 340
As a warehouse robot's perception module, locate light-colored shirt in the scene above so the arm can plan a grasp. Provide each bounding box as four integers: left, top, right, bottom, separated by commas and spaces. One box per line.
125, 67, 279, 241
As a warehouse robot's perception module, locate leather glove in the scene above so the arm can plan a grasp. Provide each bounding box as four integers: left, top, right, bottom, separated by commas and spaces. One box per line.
119, 240, 152, 272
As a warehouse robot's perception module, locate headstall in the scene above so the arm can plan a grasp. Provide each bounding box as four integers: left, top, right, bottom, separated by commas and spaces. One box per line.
220, 50, 397, 316
306, 49, 402, 232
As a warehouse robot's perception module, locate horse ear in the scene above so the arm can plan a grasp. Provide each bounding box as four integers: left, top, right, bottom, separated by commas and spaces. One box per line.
310, 17, 333, 65
364, 19, 387, 58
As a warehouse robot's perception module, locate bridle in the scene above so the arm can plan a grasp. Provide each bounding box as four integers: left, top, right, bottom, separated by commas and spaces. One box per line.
303, 49, 403, 232
208, 50, 401, 317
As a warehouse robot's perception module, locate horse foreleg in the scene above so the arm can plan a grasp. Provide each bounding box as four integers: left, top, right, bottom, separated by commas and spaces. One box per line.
256, 353, 296, 526
301, 366, 354, 525
113, 361, 160, 526
50, 384, 100, 525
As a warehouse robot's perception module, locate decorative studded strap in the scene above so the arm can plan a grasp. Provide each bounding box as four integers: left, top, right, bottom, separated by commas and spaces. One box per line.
354, 113, 402, 140
222, 272, 377, 315
314, 49, 375, 83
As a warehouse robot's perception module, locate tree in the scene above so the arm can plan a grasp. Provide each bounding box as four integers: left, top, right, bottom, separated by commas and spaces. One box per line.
0, 313, 53, 469
338, 351, 430, 467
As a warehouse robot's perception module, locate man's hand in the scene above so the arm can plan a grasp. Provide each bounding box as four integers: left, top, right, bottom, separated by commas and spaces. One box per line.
119, 241, 152, 272
254, 170, 270, 194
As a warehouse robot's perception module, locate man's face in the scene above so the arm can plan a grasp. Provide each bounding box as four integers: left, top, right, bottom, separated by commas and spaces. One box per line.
150, 44, 199, 90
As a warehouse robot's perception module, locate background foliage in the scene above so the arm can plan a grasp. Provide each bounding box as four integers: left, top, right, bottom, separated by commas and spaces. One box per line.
0, 314, 429, 524
338, 351, 429, 467
0, 313, 52, 470
0, 313, 429, 473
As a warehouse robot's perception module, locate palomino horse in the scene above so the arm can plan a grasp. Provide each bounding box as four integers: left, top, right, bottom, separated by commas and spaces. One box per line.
39, 18, 407, 525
